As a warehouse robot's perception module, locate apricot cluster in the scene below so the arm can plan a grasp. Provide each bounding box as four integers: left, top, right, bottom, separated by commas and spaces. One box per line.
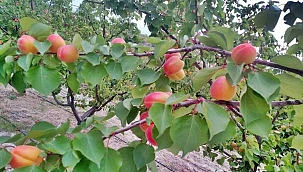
17, 34, 79, 63
209, 43, 256, 101
163, 51, 185, 81
9, 145, 43, 169
140, 91, 172, 146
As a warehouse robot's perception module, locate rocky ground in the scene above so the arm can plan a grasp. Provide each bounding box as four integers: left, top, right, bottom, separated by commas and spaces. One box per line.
0, 85, 231, 172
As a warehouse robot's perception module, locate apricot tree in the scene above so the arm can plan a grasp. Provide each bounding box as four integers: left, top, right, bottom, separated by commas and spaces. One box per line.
0, 0, 303, 171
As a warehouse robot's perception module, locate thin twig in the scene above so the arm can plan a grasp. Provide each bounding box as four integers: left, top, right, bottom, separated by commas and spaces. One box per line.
52, 92, 70, 106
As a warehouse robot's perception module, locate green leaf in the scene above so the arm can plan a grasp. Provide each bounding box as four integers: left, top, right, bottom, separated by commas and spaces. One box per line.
284, 25, 303, 43
40, 136, 71, 155
67, 73, 80, 93
73, 34, 83, 50
73, 130, 105, 168
292, 105, 303, 126
254, 5, 281, 31
154, 40, 176, 58
105, 60, 123, 80
271, 55, 303, 70
90, 35, 105, 46
110, 44, 125, 59
173, 105, 195, 118
99, 148, 122, 172
28, 23, 52, 41
146, 37, 162, 44
210, 27, 235, 50
287, 44, 303, 55
62, 149, 80, 169
26, 66, 61, 95
155, 128, 173, 150
0, 40, 12, 56
170, 115, 209, 156
208, 120, 236, 145
25, 121, 57, 140
149, 103, 173, 136
165, 93, 190, 105
247, 72, 280, 103
115, 101, 130, 126
203, 102, 230, 140
226, 63, 244, 86
42, 55, 61, 68
197, 36, 219, 47
131, 87, 148, 98
292, 135, 303, 150
33, 40, 51, 55
81, 63, 107, 86
133, 143, 155, 170
240, 87, 271, 137
81, 40, 94, 53
193, 67, 221, 91
137, 69, 161, 86
19, 17, 38, 31
12, 165, 44, 172
83, 52, 101, 66
121, 56, 142, 72
0, 149, 11, 169
17, 54, 33, 71
11, 71, 27, 94
56, 120, 70, 135
118, 147, 147, 172
95, 124, 118, 137
276, 73, 303, 99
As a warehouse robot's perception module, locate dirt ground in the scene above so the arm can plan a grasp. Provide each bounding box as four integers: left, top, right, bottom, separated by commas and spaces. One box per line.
0, 85, 231, 172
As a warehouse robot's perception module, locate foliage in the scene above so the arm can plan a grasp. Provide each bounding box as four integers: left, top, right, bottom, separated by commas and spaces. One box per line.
0, 0, 303, 171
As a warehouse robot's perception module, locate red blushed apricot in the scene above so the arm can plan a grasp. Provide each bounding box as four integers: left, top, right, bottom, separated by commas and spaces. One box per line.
10, 145, 43, 169
143, 92, 172, 109
164, 49, 181, 60
57, 45, 79, 63
145, 123, 157, 146
163, 56, 184, 75
231, 43, 257, 65
47, 34, 66, 53
17, 35, 38, 54
111, 38, 125, 44
210, 76, 237, 101
140, 112, 150, 132
167, 69, 185, 81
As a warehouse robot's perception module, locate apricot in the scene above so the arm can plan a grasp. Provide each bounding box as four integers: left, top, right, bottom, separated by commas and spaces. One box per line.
145, 123, 157, 146
140, 112, 150, 132
17, 35, 38, 54
231, 43, 257, 64
163, 55, 184, 75
111, 38, 125, 44
10, 145, 43, 169
167, 69, 185, 81
57, 45, 79, 63
143, 92, 172, 109
210, 76, 237, 101
47, 34, 66, 53
164, 49, 181, 60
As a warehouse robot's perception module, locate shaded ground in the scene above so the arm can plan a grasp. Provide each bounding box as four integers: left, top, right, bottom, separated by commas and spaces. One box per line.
0, 85, 231, 172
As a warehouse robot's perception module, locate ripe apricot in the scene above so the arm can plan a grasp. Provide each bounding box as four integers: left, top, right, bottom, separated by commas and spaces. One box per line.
111, 38, 125, 44
164, 49, 181, 60
17, 35, 38, 54
210, 76, 237, 101
163, 55, 184, 75
47, 34, 66, 53
143, 92, 172, 109
57, 45, 79, 63
145, 123, 157, 146
167, 69, 185, 81
231, 43, 257, 64
10, 145, 43, 169
140, 112, 150, 132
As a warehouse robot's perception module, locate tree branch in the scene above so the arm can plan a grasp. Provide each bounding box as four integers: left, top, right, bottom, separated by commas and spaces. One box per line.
254, 59, 303, 76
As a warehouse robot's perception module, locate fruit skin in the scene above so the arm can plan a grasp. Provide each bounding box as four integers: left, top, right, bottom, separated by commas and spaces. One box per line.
145, 123, 157, 146
163, 55, 184, 75
210, 76, 237, 101
140, 112, 150, 132
57, 45, 79, 63
165, 49, 181, 60
231, 43, 257, 64
167, 69, 185, 81
111, 38, 125, 44
47, 34, 66, 53
17, 35, 38, 54
10, 145, 43, 169
144, 92, 172, 109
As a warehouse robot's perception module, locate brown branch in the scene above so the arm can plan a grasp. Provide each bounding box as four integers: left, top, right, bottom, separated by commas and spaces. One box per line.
67, 88, 82, 124
254, 59, 303, 76
52, 92, 70, 106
